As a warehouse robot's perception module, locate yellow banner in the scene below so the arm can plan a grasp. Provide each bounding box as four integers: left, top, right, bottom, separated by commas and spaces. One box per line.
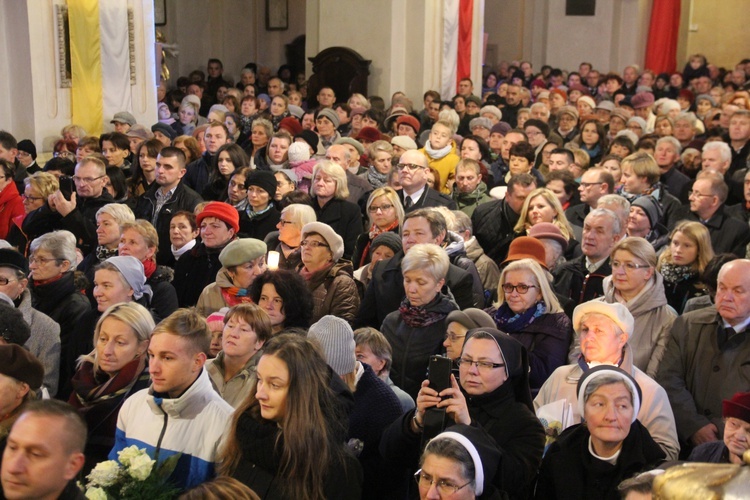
68, 0, 102, 135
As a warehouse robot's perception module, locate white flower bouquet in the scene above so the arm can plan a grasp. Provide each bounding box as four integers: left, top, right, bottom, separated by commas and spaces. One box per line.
84, 446, 181, 499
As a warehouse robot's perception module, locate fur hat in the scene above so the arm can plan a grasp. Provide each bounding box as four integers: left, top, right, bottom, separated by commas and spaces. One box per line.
391, 136, 418, 151
627, 116, 648, 131
480, 105, 503, 122
596, 100, 615, 112
577, 96, 596, 110
355, 127, 382, 143
469, 117, 493, 131
502, 237, 547, 269
244, 170, 278, 198
111, 111, 136, 126
577, 365, 642, 423
396, 115, 421, 134
371, 232, 402, 255
631, 92, 655, 109
308, 315, 356, 376
528, 222, 568, 251
723, 392, 750, 423
196, 201, 240, 234
335, 137, 365, 156
279, 117, 303, 136
317, 108, 340, 128
219, 238, 267, 268
0, 344, 44, 389
126, 124, 153, 141
557, 105, 579, 123
287, 142, 311, 163
302, 222, 344, 262
151, 122, 176, 141
17, 140, 36, 160
572, 301, 634, 339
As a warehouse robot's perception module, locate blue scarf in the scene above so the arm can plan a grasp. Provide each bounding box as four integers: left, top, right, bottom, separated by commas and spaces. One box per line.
493, 301, 546, 333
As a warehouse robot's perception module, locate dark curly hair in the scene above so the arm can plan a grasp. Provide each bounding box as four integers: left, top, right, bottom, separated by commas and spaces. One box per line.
248, 269, 313, 330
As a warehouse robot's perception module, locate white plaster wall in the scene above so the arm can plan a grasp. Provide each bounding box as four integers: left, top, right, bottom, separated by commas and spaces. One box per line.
161, 0, 306, 85
0, 1, 36, 140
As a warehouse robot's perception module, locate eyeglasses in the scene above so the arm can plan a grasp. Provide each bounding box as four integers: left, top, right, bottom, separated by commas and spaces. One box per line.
23, 194, 44, 202
414, 470, 472, 495
396, 163, 426, 172
0, 277, 17, 286
611, 261, 650, 272
501, 283, 537, 294
444, 332, 466, 342
368, 203, 394, 213
28, 256, 62, 265
277, 220, 295, 226
73, 175, 106, 184
300, 240, 330, 249
688, 190, 714, 198
579, 182, 603, 188
53, 151, 75, 159
457, 358, 505, 371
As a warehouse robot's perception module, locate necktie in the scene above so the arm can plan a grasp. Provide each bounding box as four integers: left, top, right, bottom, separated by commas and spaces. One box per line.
404, 196, 413, 209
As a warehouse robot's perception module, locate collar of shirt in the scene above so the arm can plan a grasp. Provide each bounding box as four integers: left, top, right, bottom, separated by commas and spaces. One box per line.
405, 185, 426, 205
722, 315, 750, 334
585, 256, 608, 273
156, 185, 177, 200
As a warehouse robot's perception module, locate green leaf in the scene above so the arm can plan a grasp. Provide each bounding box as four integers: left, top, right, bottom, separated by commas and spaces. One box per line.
156, 453, 182, 481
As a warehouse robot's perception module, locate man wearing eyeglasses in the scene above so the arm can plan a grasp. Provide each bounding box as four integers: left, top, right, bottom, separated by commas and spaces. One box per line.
534, 301, 679, 460
685, 169, 750, 257
49, 156, 113, 257
395, 150, 455, 213
565, 167, 615, 230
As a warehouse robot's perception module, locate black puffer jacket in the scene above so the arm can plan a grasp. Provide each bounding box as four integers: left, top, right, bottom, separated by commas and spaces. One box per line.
173, 239, 233, 307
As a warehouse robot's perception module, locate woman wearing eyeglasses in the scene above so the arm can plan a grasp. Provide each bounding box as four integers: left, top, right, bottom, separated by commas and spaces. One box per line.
352, 187, 404, 269
570, 237, 676, 378
382, 327, 545, 499
297, 222, 359, 325
488, 258, 572, 395
28, 230, 92, 399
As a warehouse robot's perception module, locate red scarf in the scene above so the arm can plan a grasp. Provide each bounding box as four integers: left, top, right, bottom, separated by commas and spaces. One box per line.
220, 287, 254, 307
142, 259, 157, 279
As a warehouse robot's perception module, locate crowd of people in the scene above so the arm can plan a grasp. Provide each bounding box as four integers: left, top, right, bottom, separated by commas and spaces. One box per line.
0, 53, 748, 499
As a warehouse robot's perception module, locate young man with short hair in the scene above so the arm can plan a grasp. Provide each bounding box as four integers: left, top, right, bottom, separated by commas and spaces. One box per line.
110, 309, 233, 490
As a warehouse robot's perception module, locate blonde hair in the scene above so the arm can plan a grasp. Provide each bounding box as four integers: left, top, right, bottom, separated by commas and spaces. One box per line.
657, 221, 714, 274
312, 160, 349, 200
514, 187, 573, 240
365, 187, 404, 227
495, 258, 562, 313
24, 172, 59, 199
96, 203, 135, 227
281, 203, 317, 230
611, 237, 657, 268
621, 151, 660, 185
120, 220, 159, 262
401, 243, 450, 283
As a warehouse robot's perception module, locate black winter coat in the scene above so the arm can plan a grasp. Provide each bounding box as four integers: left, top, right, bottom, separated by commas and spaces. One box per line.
238, 206, 281, 241
173, 239, 232, 307
134, 182, 203, 265
381, 382, 546, 500
313, 197, 363, 261
183, 152, 214, 196
56, 192, 114, 256
380, 293, 458, 400
685, 205, 750, 257
534, 421, 665, 500
471, 199, 521, 263
553, 255, 612, 307
147, 265, 178, 321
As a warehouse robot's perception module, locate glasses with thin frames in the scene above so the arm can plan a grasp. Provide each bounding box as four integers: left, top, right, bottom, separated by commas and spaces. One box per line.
611, 261, 650, 272
72, 175, 106, 184
300, 240, 330, 249
396, 163, 426, 172
456, 358, 505, 371
414, 470, 472, 495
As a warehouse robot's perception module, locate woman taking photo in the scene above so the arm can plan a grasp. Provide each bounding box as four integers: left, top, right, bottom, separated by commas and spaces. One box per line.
205, 303, 273, 408
352, 187, 404, 269
297, 222, 359, 325
69, 302, 154, 474
266, 203, 316, 271
310, 160, 363, 260
380, 244, 458, 400
381, 328, 545, 499
196, 238, 267, 317
203, 143, 248, 201
514, 188, 580, 260
218, 333, 363, 499
249, 269, 314, 333
118, 220, 178, 321
489, 258, 572, 394
535, 366, 665, 499
656, 221, 714, 313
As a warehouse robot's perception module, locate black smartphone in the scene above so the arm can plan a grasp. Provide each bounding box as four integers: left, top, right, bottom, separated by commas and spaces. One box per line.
428, 355, 453, 396
59, 176, 75, 201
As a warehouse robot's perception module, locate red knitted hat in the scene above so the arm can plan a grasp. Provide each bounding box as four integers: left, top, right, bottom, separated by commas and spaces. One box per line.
279, 116, 303, 136
196, 201, 240, 234
396, 115, 421, 134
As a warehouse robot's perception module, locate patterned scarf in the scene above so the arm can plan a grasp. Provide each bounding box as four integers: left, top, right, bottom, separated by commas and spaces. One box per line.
660, 263, 697, 284
360, 221, 399, 268
398, 296, 450, 328
367, 166, 389, 189
220, 287, 254, 307
493, 301, 546, 333
95, 246, 118, 262
71, 356, 147, 407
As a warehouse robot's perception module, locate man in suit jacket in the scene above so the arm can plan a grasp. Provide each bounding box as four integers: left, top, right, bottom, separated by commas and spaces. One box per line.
396, 149, 456, 213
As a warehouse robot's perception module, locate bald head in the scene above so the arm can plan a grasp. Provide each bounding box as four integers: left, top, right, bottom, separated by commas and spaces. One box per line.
716, 259, 750, 326
400, 149, 427, 168
325, 144, 351, 169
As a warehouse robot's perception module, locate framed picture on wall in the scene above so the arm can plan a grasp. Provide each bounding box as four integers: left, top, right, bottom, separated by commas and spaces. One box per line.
154, 0, 166, 26
266, 0, 288, 30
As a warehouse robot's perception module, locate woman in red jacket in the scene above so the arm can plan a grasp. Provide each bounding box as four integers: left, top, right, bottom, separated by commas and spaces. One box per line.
0, 159, 25, 239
